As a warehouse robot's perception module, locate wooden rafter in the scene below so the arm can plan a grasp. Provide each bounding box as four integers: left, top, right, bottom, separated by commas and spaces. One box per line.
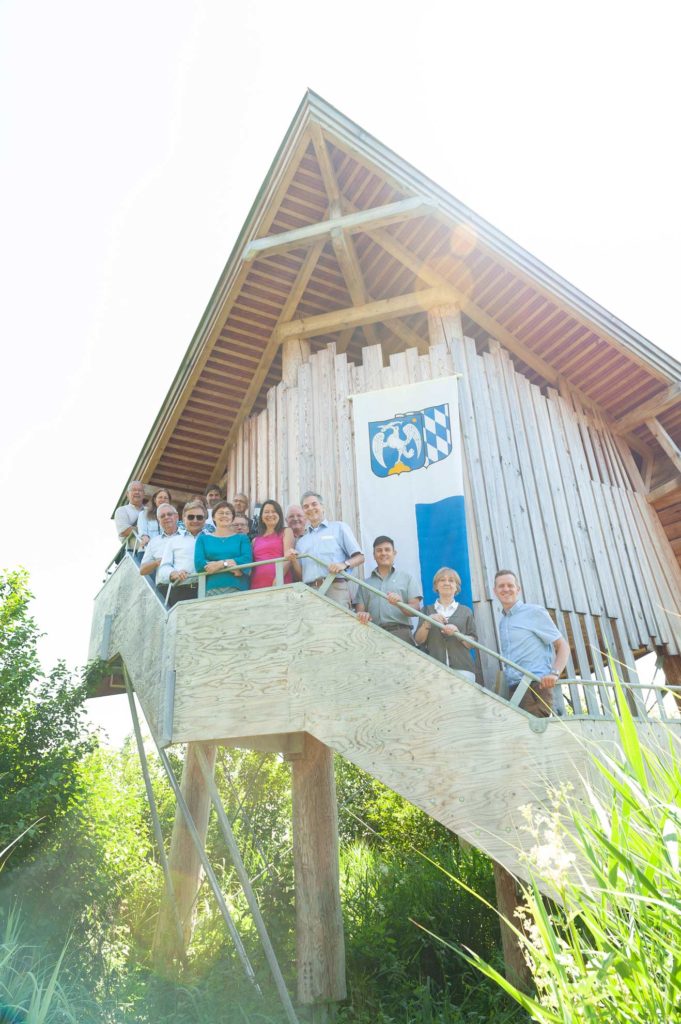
274, 286, 458, 344
310, 125, 379, 351
645, 418, 681, 476
243, 196, 437, 262
205, 240, 326, 484
614, 382, 681, 433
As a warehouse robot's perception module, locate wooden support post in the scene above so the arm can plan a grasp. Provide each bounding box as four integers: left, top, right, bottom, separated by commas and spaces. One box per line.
282, 336, 311, 387
292, 733, 346, 1012
663, 653, 681, 714
427, 303, 463, 350
492, 861, 533, 993
153, 742, 217, 962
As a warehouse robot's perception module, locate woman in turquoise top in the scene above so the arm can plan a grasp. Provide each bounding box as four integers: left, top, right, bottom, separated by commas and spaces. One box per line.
194, 501, 252, 595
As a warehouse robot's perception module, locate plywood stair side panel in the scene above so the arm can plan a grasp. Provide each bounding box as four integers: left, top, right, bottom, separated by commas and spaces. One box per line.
89, 557, 169, 740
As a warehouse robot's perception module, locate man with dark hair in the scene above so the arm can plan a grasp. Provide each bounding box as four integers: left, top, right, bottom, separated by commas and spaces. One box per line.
232, 513, 250, 535
493, 569, 570, 718
288, 491, 364, 608
356, 536, 421, 644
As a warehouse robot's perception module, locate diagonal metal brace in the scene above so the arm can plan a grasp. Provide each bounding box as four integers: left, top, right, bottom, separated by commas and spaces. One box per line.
194, 747, 300, 1024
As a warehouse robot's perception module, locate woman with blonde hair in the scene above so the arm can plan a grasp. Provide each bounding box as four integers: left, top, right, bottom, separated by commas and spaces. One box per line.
414, 567, 477, 683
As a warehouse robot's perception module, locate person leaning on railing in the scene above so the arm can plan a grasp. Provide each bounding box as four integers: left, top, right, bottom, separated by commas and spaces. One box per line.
414, 567, 478, 682
493, 569, 570, 718
157, 499, 208, 606
355, 535, 421, 645
193, 500, 252, 597
287, 491, 364, 609
114, 480, 145, 547
139, 503, 180, 582
250, 500, 293, 590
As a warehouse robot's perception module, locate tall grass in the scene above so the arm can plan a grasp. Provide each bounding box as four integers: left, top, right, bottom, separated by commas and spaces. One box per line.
447, 676, 681, 1022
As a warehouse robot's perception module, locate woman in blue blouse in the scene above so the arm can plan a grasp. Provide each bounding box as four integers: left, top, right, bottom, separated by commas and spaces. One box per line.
194, 501, 252, 596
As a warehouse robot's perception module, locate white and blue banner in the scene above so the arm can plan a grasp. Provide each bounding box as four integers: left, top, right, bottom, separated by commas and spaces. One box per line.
352, 376, 472, 608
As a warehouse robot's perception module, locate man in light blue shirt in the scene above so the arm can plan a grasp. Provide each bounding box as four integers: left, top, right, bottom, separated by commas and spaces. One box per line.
493, 569, 569, 718
288, 491, 364, 608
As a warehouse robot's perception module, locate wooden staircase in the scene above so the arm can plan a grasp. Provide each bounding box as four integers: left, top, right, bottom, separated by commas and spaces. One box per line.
90, 556, 677, 883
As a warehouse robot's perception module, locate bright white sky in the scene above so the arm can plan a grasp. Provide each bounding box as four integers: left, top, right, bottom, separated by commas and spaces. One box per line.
1, 0, 679, 742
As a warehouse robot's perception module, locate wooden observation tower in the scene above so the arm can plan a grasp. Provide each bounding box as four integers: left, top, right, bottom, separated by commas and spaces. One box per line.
90, 92, 681, 1018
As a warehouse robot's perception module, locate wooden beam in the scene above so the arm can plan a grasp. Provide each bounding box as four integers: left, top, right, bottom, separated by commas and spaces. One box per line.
645, 418, 681, 476
367, 227, 561, 386
647, 477, 681, 506
205, 241, 325, 484
243, 196, 438, 262
613, 382, 681, 433
310, 123, 342, 216
292, 734, 346, 1006
274, 286, 458, 344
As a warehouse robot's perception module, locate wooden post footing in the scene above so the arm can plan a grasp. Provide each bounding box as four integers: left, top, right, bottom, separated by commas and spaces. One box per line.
492, 861, 532, 992
292, 734, 346, 1006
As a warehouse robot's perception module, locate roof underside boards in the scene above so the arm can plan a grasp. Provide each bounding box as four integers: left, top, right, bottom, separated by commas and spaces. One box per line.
125, 91, 681, 505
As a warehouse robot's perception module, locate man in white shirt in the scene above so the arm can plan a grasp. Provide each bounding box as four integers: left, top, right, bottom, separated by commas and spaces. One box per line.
157, 500, 207, 606
140, 504, 180, 582
114, 481, 145, 544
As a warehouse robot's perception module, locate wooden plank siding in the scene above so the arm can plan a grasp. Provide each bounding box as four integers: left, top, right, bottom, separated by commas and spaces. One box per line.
224, 336, 681, 672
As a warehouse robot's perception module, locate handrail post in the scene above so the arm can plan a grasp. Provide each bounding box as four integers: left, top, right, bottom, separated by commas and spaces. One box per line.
274, 560, 285, 587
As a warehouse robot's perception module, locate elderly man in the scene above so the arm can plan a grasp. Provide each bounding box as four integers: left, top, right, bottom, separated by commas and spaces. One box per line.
285, 504, 306, 540
493, 569, 570, 718
356, 536, 421, 644
140, 504, 180, 582
288, 491, 364, 608
157, 500, 208, 606
232, 513, 250, 535
114, 481, 145, 545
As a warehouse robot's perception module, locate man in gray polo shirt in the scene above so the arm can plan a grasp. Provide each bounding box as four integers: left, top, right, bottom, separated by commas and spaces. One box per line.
288, 491, 364, 608
356, 536, 422, 644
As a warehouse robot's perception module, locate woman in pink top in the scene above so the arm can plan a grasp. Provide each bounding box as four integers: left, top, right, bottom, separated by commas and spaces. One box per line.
250, 499, 294, 589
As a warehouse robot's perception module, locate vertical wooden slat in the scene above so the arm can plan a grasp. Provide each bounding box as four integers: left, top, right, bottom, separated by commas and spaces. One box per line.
531, 388, 590, 614
276, 382, 289, 507
298, 362, 315, 494
484, 348, 543, 605
333, 354, 358, 537
568, 611, 610, 716
555, 395, 619, 619
287, 384, 301, 507
267, 387, 277, 500
256, 408, 268, 504
497, 351, 557, 610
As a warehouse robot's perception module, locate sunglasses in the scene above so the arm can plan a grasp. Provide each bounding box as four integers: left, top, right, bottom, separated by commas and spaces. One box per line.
186, 513, 205, 521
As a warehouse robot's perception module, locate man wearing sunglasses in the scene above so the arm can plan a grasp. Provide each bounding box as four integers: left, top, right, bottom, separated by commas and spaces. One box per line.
157, 500, 208, 606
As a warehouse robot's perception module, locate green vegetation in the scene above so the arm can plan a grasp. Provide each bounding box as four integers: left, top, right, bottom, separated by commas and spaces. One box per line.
0, 568, 519, 1022
448, 678, 681, 1023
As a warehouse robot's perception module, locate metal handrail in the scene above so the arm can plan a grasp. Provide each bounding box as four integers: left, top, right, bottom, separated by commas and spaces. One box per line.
105, 545, 680, 722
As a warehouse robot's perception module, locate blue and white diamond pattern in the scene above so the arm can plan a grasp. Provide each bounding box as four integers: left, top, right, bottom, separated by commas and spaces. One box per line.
423, 404, 452, 465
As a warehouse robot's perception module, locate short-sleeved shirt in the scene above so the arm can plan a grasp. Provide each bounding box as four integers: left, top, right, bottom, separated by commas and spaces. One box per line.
498, 600, 562, 686
157, 533, 198, 585
295, 519, 362, 583
359, 565, 421, 627
141, 531, 177, 569
114, 502, 142, 542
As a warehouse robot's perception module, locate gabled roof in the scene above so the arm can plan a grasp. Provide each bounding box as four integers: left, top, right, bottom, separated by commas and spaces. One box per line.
122, 90, 681, 503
